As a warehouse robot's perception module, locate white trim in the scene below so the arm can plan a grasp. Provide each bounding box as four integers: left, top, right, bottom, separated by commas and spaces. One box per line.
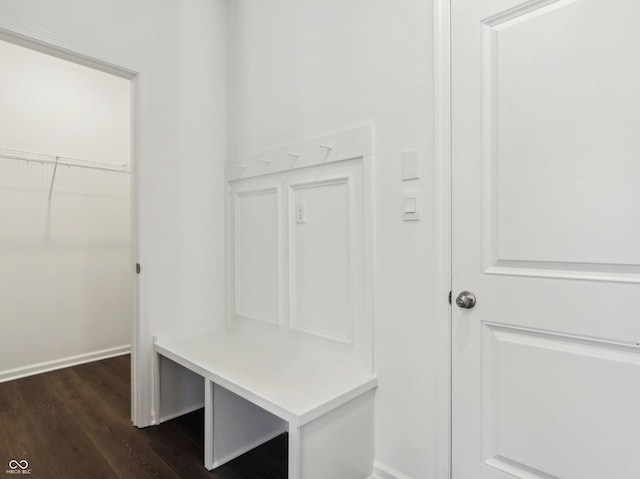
225, 124, 373, 182
0, 17, 137, 77
288, 176, 356, 346
434, 1, 452, 479
0, 18, 149, 427
485, 262, 640, 284
364, 149, 376, 376
233, 187, 282, 326
0, 345, 131, 383
225, 126, 375, 373
371, 461, 415, 479
131, 71, 149, 429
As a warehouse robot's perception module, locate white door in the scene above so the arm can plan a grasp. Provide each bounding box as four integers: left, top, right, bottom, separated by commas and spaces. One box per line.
451, 0, 640, 477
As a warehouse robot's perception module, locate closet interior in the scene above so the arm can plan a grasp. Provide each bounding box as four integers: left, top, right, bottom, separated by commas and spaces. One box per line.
0, 40, 133, 383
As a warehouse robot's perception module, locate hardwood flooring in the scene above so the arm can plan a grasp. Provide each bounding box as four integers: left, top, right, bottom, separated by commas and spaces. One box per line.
0, 355, 287, 479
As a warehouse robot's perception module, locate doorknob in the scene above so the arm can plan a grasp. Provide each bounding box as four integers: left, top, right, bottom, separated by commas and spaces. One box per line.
455, 291, 476, 309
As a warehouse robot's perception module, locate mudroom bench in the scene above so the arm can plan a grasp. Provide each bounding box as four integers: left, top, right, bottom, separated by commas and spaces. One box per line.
154, 330, 377, 479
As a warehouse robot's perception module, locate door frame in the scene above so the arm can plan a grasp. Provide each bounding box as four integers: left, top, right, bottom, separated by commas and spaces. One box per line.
434, 1, 453, 478
0, 18, 151, 427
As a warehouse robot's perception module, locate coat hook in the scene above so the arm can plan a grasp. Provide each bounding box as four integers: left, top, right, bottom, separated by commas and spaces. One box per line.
260, 158, 272, 165
235, 164, 249, 169
287, 152, 300, 160
320, 143, 333, 150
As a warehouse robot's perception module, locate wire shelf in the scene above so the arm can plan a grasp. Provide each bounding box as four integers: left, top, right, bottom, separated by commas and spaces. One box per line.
0, 148, 130, 173
0, 147, 130, 200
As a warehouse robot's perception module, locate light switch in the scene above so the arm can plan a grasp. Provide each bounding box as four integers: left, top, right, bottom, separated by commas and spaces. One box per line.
402, 191, 420, 221
402, 150, 420, 181
404, 197, 417, 214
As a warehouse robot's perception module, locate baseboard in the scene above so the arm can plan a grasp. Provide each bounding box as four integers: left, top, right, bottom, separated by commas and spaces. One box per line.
159, 403, 205, 423
0, 345, 131, 383
370, 461, 414, 479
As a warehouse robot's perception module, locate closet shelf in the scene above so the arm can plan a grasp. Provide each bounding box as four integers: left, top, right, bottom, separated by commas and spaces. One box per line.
0, 147, 130, 173
0, 147, 130, 201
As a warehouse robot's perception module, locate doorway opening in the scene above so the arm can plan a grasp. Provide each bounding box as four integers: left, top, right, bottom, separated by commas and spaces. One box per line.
0, 34, 139, 423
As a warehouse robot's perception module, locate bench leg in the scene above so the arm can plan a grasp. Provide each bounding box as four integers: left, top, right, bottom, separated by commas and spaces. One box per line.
296, 390, 375, 479
152, 350, 160, 425
204, 379, 214, 470
288, 424, 301, 479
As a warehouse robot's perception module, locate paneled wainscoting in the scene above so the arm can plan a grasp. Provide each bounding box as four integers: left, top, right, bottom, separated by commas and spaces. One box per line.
0, 355, 286, 479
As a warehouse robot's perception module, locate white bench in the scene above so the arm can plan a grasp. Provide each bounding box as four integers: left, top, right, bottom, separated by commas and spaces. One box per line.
154, 330, 377, 479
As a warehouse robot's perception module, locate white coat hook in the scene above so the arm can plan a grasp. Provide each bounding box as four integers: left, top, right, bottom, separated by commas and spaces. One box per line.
260, 158, 272, 165
235, 164, 249, 169
320, 143, 333, 151
287, 152, 300, 166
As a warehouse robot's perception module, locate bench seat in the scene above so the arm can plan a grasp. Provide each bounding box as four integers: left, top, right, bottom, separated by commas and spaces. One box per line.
154, 330, 377, 479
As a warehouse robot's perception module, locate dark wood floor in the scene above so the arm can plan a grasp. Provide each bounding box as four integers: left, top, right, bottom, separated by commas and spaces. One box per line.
0, 355, 287, 479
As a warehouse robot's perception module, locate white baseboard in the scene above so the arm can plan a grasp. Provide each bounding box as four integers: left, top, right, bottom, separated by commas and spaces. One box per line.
159, 403, 205, 423
370, 461, 414, 479
0, 345, 131, 383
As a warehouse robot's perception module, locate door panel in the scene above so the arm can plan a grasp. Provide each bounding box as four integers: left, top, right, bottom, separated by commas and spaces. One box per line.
482, 324, 640, 479
452, 0, 640, 477
486, 0, 640, 275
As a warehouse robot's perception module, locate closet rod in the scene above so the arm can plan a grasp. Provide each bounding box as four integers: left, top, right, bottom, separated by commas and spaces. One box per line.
0, 147, 130, 173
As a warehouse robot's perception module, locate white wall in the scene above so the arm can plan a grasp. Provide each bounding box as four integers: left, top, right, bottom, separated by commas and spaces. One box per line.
227, 1, 436, 477
0, 40, 131, 377
0, 40, 130, 164
0, 0, 228, 424
0, 2, 440, 474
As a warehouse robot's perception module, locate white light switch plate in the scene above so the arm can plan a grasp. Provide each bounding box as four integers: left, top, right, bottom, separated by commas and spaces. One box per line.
401, 150, 420, 181
402, 190, 420, 221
